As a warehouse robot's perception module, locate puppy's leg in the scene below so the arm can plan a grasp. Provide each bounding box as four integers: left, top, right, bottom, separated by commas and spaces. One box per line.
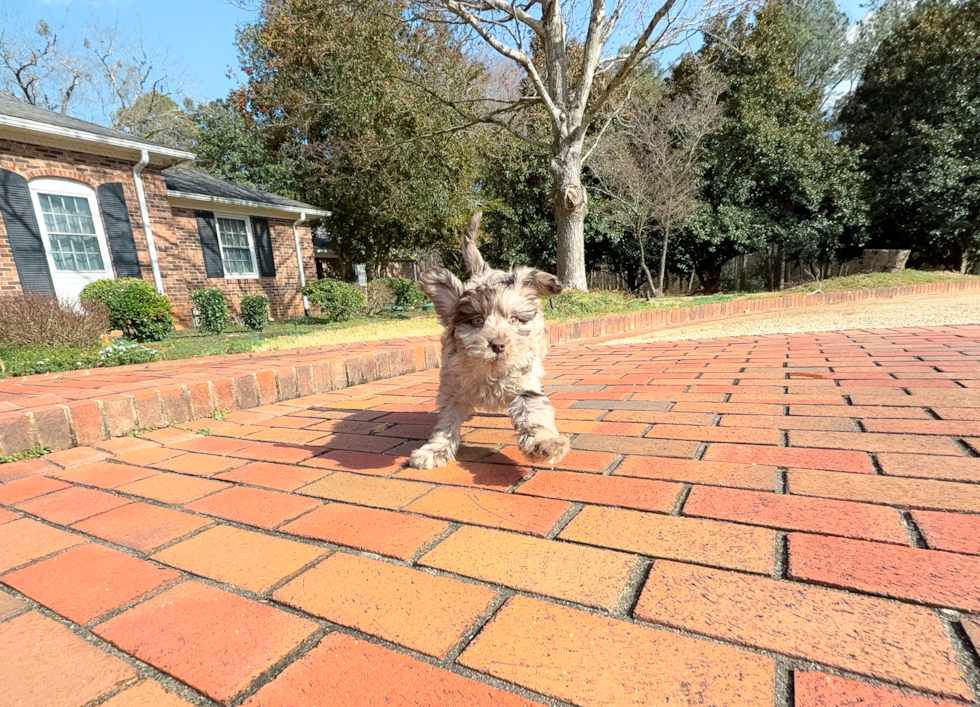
510, 390, 570, 465
409, 401, 471, 469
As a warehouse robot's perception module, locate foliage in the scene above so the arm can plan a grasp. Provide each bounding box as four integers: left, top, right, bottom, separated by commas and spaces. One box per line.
190, 289, 229, 334
193, 98, 291, 193
0, 293, 109, 348
0, 445, 51, 465
386, 278, 428, 309
839, 0, 980, 273
674, 2, 868, 292
0, 344, 98, 376
301, 279, 365, 322
79, 278, 174, 342
113, 91, 198, 150
364, 279, 397, 315
239, 295, 270, 332
97, 342, 161, 367
236, 0, 485, 276
544, 290, 648, 320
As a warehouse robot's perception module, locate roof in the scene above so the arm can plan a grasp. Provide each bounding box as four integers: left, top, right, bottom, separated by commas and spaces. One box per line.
0, 93, 195, 162
163, 166, 330, 218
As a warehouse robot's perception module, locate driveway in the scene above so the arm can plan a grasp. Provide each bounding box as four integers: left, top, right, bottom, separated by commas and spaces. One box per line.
1, 326, 979, 706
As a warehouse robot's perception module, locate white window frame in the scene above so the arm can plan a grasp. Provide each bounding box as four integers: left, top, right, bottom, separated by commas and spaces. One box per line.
214, 212, 259, 280
27, 178, 114, 294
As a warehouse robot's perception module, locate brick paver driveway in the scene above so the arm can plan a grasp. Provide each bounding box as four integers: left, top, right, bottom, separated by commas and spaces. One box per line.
2, 325, 980, 706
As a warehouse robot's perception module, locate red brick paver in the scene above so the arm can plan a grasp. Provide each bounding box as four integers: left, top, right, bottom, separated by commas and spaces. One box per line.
3, 324, 980, 706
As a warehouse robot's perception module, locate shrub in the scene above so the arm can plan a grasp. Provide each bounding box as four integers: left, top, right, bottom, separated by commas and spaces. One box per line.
190, 289, 228, 334
386, 278, 428, 309
0, 292, 110, 348
79, 278, 173, 342
301, 279, 365, 322
364, 279, 397, 314
97, 341, 161, 367
240, 295, 270, 331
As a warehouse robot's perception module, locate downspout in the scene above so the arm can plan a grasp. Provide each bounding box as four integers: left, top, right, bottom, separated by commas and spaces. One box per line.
293, 211, 310, 315
133, 150, 164, 294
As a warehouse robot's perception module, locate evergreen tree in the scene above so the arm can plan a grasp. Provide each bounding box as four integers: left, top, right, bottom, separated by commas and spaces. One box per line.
675, 2, 867, 291
839, 0, 980, 272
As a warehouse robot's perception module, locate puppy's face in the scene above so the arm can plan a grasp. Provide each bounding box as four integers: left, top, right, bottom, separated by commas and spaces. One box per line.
420, 266, 562, 368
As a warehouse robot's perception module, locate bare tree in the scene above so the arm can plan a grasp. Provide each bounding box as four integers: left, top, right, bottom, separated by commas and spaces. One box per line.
592, 68, 724, 296
408, 0, 741, 289
0, 20, 88, 114
83, 23, 192, 125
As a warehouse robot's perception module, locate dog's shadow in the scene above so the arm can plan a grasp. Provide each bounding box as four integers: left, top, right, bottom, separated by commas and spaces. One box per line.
316, 409, 528, 489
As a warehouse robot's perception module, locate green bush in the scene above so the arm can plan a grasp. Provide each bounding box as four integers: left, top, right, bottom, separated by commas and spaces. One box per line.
97, 341, 161, 367
364, 279, 397, 315
191, 289, 228, 334
385, 278, 428, 309
301, 279, 365, 322
240, 295, 270, 331
79, 278, 173, 342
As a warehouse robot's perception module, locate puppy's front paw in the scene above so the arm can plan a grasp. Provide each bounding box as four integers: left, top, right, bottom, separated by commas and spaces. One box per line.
408, 444, 453, 469
521, 434, 571, 465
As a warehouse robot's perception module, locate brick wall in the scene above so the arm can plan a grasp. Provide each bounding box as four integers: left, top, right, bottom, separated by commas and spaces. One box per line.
0, 137, 316, 324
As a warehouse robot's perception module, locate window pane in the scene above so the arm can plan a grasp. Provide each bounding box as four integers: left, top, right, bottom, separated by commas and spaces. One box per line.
38, 193, 105, 272
217, 217, 255, 275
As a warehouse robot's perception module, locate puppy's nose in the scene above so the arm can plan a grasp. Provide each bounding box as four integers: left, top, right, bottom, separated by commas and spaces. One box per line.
489, 338, 506, 354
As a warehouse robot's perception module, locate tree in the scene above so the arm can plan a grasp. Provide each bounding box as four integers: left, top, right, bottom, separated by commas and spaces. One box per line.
236, 0, 486, 277
193, 98, 290, 193
676, 3, 867, 292
592, 67, 723, 296
404, 0, 738, 290
477, 134, 632, 282
0, 20, 87, 113
113, 91, 198, 150
839, 0, 980, 273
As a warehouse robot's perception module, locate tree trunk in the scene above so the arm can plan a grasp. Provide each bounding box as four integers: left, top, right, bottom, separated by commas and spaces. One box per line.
634, 226, 658, 300
551, 151, 589, 291
656, 226, 671, 297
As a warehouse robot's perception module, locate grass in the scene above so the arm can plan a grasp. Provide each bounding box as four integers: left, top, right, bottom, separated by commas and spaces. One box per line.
0, 445, 51, 465
781, 269, 971, 294
0, 269, 971, 378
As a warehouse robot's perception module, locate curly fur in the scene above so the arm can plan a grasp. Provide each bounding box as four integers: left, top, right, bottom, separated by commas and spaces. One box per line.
409, 212, 570, 469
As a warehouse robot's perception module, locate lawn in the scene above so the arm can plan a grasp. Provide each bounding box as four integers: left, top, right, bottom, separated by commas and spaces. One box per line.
0, 269, 972, 378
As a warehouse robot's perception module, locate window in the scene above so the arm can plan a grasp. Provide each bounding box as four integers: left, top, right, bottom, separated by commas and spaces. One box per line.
216, 215, 258, 278
33, 188, 107, 272
27, 179, 113, 301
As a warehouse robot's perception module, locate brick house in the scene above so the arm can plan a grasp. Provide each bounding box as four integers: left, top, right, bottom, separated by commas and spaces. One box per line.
0, 94, 330, 324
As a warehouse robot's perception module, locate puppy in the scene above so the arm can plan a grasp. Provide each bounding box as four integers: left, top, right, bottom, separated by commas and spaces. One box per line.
409, 212, 571, 470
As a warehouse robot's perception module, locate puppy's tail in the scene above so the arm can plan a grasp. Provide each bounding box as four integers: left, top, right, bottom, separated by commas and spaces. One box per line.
462, 211, 489, 277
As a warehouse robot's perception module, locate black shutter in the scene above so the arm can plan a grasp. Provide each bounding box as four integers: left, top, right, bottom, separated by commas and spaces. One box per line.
0, 169, 54, 293
251, 216, 276, 277
195, 210, 224, 278
97, 182, 142, 278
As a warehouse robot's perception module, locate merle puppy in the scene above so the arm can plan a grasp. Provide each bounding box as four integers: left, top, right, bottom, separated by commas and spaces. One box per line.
409, 213, 571, 470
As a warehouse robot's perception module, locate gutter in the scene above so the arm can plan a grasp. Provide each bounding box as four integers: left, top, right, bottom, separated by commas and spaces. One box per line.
0, 113, 195, 161
293, 211, 310, 315
133, 149, 165, 294
168, 190, 330, 219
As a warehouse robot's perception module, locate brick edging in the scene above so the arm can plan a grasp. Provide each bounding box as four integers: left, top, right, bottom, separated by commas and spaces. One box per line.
1, 278, 978, 456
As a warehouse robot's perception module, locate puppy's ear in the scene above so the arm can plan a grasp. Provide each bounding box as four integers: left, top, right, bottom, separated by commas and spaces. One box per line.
520, 268, 564, 299
419, 267, 464, 326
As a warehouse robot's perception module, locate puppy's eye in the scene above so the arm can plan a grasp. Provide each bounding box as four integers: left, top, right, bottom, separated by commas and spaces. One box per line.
509, 315, 519, 326
471, 316, 485, 328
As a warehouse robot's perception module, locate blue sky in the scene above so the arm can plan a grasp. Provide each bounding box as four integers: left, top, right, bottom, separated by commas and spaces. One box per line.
3, 0, 873, 117
1, 0, 255, 105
